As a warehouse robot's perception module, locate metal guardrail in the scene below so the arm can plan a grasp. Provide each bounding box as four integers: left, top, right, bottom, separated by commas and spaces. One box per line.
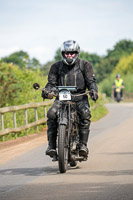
0, 100, 54, 137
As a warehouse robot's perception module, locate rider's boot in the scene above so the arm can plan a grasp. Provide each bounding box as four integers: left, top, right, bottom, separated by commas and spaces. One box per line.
45, 118, 57, 157
79, 129, 89, 157
45, 132, 57, 157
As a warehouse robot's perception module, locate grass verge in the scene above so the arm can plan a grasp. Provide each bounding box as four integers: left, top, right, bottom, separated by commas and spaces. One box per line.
90, 93, 108, 122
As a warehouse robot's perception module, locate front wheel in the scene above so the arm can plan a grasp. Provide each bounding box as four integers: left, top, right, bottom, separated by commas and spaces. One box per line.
58, 125, 68, 173
116, 92, 121, 102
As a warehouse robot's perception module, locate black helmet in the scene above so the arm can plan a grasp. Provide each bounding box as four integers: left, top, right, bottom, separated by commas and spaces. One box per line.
61, 40, 80, 65
116, 74, 120, 78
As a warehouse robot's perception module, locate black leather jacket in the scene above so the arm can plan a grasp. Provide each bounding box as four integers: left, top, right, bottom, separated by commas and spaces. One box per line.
45, 58, 98, 100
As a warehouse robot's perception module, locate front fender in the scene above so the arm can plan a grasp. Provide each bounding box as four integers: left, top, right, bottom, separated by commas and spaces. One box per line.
59, 118, 68, 125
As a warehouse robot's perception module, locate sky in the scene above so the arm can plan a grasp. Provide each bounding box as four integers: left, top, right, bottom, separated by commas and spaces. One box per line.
0, 0, 133, 64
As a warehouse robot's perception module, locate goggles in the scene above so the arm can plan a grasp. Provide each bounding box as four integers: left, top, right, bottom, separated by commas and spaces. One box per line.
64, 51, 77, 55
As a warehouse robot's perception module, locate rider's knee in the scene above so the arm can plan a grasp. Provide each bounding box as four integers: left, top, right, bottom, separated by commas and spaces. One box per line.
79, 108, 91, 129
47, 101, 60, 119
47, 107, 57, 119
81, 108, 91, 120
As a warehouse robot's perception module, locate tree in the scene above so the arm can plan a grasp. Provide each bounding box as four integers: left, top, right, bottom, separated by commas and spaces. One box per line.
27, 57, 41, 70
106, 39, 133, 60
95, 39, 133, 83
54, 48, 62, 62
113, 52, 133, 75
41, 61, 55, 75
1, 51, 29, 69
0, 51, 41, 70
79, 51, 101, 67
94, 57, 117, 83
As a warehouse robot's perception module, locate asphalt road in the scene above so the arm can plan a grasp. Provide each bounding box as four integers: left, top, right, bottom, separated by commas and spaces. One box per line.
0, 103, 133, 200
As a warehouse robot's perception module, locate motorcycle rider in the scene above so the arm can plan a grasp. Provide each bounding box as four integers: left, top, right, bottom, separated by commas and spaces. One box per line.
42, 40, 98, 158
112, 74, 125, 99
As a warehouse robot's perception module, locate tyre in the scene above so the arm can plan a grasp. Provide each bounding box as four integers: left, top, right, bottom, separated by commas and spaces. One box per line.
58, 125, 68, 173
116, 92, 121, 102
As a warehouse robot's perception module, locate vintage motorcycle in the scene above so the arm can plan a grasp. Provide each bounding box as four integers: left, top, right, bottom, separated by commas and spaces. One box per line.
33, 83, 90, 173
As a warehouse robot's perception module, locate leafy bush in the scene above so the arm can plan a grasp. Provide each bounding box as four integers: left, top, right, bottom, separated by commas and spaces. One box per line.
0, 62, 49, 141
113, 52, 133, 75
90, 93, 108, 121
98, 76, 114, 97
120, 74, 133, 93
0, 62, 47, 107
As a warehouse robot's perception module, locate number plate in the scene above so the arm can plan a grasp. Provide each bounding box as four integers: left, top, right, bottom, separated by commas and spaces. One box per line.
59, 90, 71, 101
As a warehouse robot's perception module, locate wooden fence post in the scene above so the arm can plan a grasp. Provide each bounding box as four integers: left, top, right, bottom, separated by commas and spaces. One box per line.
35, 108, 38, 132
1, 114, 4, 130
13, 111, 17, 138
1, 114, 5, 141
24, 109, 28, 135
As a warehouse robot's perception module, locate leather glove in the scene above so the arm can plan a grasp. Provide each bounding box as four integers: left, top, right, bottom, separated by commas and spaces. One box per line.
41, 89, 55, 100
51, 87, 58, 95
41, 90, 48, 99
90, 90, 98, 101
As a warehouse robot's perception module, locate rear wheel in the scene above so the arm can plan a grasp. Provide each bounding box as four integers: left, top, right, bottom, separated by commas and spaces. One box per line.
58, 125, 68, 173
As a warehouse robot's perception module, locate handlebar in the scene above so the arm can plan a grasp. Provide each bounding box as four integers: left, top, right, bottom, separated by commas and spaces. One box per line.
33, 83, 93, 99
71, 91, 90, 97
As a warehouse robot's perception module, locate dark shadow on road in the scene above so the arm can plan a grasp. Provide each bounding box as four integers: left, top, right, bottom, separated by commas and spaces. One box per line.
0, 164, 80, 176
0, 165, 81, 176
1, 167, 133, 177
0, 166, 59, 176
